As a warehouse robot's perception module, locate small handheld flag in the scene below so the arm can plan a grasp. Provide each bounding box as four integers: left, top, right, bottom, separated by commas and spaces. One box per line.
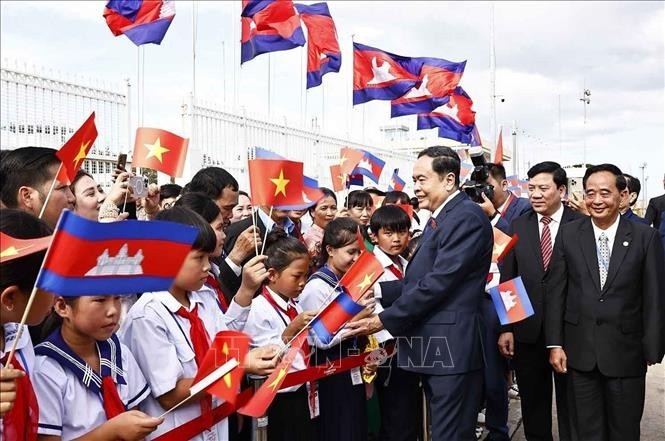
0, 233, 52, 264
494, 127, 504, 164
388, 168, 405, 192
133, 127, 189, 177
330, 164, 346, 192
35, 210, 198, 296
339, 147, 365, 176
488, 276, 534, 325
248, 159, 305, 207
352, 150, 385, 184
492, 228, 518, 263
56, 112, 98, 184
238, 332, 308, 417
310, 290, 364, 345
339, 251, 384, 301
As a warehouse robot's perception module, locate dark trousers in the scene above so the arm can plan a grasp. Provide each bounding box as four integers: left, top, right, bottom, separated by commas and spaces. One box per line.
514, 337, 576, 441
423, 369, 482, 441
267, 387, 316, 441
480, 298, 510, 441
376, 351, 422, 441
569, 367, 645, 441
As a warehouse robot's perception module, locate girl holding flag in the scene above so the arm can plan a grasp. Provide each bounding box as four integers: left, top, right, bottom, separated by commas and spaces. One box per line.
299, 217, 376, 441
243, 230, 317, 441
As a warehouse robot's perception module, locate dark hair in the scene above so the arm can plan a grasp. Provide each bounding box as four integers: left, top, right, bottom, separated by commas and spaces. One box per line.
345, 190, 373, 209
0, 147, 61, 208
383, 191, 410, 205
154, 206, 216, 253
370, 205, 411, 235
159, 184, 182, 201
527, 161, 567, 189
174, 192, 221, 224
309, 187, 337, 216
71, 169, 94, 190
409, 197, 419, 209
263, 230, 309, 272
583, 164, 627, 192
417, 146, 461, 186
623, 174, 641, 205
317, 217, 360, 267
487, 163, 507, 181
0, 209, 53, 293
402, 234, 422, 261
364, 187, 386, 197
238, 190, 250, 199
187, 167, 238, 200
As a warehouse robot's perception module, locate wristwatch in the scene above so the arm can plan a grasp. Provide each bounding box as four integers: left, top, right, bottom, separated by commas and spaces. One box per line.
489, 211, 500, 220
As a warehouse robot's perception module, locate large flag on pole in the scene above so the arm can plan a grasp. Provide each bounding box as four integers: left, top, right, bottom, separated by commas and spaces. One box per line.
417, 87, 476, 144
132, 127, 189, 177
55, 112, 98, 184
35, 210, 197, 296
104, 0, 176, 46
295, 2, 341, 89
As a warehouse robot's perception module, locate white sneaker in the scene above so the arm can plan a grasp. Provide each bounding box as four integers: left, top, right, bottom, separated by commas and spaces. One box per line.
508, 383, 520, 399
477, 408, 486, 424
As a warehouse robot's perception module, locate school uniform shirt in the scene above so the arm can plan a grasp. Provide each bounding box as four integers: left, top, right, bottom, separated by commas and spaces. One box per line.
118, 290, 231, 441
32, 331, 150, 439
195, 278, 251, 331
0, 323, 37, 439
372, 247, 409, 343
243, 287, 306, 393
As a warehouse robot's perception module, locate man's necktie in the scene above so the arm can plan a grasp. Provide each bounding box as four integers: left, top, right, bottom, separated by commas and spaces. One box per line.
540, 216, 553, 270
598, 232, 610, 289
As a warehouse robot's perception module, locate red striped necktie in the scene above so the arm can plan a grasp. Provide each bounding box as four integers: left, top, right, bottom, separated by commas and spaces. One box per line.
540, 216, 553, 270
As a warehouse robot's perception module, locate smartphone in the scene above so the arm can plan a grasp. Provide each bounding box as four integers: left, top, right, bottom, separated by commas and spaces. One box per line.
116, 153, 127, 172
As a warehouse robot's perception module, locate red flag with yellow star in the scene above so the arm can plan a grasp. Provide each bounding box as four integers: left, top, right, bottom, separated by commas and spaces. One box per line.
0, 232, 52, 264
339, 147, 364, 176
132, 127, 189, 177
340, 250, 384, 302
237, 332, 308, 417
330, 164, 346, 192
55, 112, 98, 184
248, 159, 305, 206
192, 330, 250, 406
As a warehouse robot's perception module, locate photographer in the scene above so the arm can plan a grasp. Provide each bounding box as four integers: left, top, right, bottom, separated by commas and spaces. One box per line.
477, 163, 531, 233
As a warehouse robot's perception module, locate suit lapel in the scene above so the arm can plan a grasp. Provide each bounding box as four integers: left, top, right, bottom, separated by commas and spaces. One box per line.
602, 217, 632, 294
525, 212, 545, 272
579, 218, 602, 294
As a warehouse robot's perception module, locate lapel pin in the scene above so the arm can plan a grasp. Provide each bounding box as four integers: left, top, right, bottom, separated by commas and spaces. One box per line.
623, 241, 629, 247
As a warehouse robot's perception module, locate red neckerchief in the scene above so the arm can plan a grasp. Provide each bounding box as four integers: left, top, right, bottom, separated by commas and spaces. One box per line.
386, 264, 404, 280
206, 273, 229, 313
0, 354, 38, 441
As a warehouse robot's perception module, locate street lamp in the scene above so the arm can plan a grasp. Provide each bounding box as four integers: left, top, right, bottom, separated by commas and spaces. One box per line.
580, 88, 591, 167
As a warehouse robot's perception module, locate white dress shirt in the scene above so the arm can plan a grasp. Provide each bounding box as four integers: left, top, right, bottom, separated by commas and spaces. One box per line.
537, 203, 565, 246
591, 213, 621, 258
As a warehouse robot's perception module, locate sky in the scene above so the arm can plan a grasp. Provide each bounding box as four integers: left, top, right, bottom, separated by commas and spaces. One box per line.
1, 1, 664, 200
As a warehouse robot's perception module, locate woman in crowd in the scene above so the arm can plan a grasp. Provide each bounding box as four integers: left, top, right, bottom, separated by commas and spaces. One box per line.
230, 190, 253, 224
303, 187, 337, 259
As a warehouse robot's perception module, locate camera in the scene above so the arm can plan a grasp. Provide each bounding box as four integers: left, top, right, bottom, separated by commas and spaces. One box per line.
129, 176, 149, 198
461, 150, 494, 203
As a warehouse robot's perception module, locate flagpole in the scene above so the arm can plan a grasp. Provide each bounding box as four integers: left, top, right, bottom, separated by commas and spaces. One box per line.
38, 164, 62, 220
259, 205, 273, 256
267, 54, 272, 119
247, 155, 260, 256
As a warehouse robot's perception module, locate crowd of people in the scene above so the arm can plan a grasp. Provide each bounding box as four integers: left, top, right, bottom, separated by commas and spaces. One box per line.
0, 145, 664, 441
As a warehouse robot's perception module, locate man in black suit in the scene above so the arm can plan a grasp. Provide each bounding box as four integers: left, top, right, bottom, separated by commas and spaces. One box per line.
187, 167, 260, 302
497, 161, 582, 441
620, 174, 648, 225
350, 146, 493, 440
644, 174, 665, 228
545, 164, 665, 441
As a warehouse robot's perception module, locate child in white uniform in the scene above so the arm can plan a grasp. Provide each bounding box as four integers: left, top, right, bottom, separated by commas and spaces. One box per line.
243, 231, 316, 441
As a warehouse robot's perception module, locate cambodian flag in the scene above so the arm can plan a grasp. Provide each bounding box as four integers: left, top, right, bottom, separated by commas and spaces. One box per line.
104, 0, 175, 46
36, 211, 197, 296
353, 42, 419, 105
347, 173, 364, 188
295, 3, 341, 89
388, 168, 405, 192
241, 0, 306, 64
391, 57, 466, 117
488, 276, 534, 325
417, 87, 476, 144
310, 290, 364, 345
352, 150, 385, 183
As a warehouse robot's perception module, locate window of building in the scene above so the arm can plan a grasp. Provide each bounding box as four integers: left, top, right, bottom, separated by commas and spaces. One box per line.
45, 125, 51, 134
27, 125, 34, 134
91, 161, 98, 174
18, 124, 25, 134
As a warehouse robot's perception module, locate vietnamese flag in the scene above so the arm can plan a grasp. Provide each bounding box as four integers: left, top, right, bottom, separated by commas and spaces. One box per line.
493, 127, 504, 164
0, 232, 52, 264
238, 332, 308, 417
248, 159, 305, 206
56, 112, 98, 184
395, 203, 414, 219
192, 331, 250, 406
339, 251, 384, 301
492, 227, 518, 263
132, 127, 189, 177
330, 164, 346, 192
339, 147, 364, 176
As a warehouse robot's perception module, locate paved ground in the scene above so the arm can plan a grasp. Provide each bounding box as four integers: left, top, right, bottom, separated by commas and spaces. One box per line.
497, 363, 665, 440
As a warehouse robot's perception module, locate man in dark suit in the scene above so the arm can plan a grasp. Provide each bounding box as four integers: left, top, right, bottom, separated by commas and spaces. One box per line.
545, 164, 665, 441
476, 163, 532, 441
350, 146, 493, 440
620, 174, 648, 225
644, 174, 665, 228
498, 161, 582, 441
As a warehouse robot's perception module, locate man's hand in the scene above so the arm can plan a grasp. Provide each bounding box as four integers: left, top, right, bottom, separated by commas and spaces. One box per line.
142, 183, 160, 219
568, 192, 589, 216
282, 311, 317, 343
479, 192, 497, 217
228, 226, 262, 265
346, 315, 384, 337
549, 347, 568, 373
497, 332, 515, 358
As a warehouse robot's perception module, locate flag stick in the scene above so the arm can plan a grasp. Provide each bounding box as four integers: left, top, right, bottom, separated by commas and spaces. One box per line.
157, 359, 238, 419
38, 163, 63, 220
247, 154, 260, 256
259, 206, 273, 256
122, 189, 129, 214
